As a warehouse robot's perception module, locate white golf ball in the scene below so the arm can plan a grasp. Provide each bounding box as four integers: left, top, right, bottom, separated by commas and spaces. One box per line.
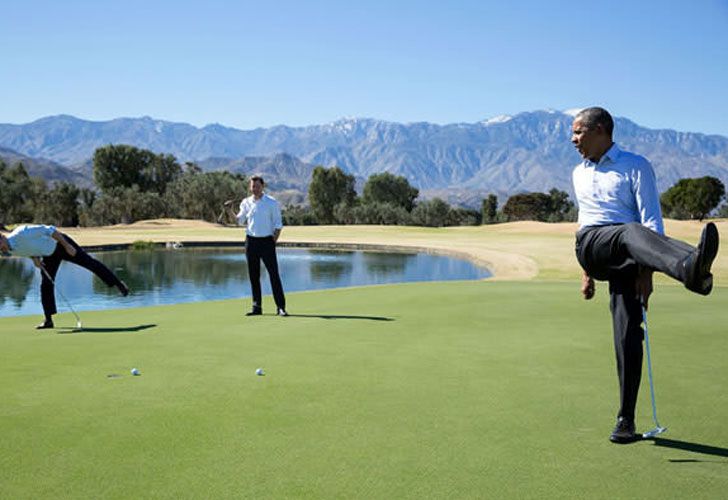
255, 368, 264, 376
131, 368, 141, 376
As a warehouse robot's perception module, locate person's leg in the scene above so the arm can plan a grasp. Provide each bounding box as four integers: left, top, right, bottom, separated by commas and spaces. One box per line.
608, 267, 644, 442
63, 237, 128, 295
260, 239, 286, 312
246, 238, 263, 313
578, 223, 718, 293
616, 223, 695, 281
38, 250, 62, 328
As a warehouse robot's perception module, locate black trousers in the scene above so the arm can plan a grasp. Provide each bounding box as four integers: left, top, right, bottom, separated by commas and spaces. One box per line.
41, 236, 124, 318
575, 223, 696, 420
245, 236, 286, 311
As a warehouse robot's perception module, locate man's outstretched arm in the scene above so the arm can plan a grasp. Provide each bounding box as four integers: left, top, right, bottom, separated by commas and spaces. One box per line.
51, 230, 77, 257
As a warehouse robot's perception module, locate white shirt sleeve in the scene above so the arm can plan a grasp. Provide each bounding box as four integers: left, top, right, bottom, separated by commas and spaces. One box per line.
236, 199, 247, 226
272, 199, 283, 230
632, 158, 664, 235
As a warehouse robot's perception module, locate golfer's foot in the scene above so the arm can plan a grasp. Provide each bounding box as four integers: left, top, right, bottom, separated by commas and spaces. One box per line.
277, 308, 289, 317
36, 320, 54, 330
246, 308, 262, 316
684, 222, 719, 295
118, 281, 130, 297
609, 417, 638, 444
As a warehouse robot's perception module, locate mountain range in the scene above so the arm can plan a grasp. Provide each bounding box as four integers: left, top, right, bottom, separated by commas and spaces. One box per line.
2, 111, 728, 207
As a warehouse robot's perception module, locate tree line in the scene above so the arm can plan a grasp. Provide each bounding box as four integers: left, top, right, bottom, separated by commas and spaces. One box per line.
1, 144, 726, 227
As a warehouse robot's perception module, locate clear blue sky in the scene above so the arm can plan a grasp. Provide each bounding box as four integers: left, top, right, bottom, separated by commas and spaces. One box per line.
2, 0, 728, 136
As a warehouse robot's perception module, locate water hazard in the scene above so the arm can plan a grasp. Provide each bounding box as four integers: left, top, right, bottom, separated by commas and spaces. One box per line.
0, 247, 491, 317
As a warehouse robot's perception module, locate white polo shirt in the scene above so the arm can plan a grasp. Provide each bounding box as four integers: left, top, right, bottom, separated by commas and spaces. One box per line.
6, 224, 58, 257
572, 143, 664, 235
236, 194, 283, 237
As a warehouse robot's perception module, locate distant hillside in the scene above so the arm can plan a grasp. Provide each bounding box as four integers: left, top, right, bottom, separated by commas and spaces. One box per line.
197, 153, 315, 191
0, 146, 90, 186
2, 111, 728, 207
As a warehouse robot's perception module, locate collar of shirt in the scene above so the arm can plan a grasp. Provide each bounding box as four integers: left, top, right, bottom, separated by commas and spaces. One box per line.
246, 193, 269, 204
585, 142, 620, 168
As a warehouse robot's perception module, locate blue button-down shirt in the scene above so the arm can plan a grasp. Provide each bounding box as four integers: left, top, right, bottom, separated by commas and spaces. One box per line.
6, 224, 58, 257
572, 143, 664, 235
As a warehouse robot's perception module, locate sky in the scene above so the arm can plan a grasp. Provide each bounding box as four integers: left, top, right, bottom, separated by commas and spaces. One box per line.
2, 0, 728, 136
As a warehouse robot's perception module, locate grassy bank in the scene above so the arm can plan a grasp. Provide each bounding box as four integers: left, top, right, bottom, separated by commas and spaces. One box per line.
58, 218, 728, 283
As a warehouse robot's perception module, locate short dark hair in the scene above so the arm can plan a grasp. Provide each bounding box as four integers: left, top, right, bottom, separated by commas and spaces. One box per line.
575, 107, 614, 136
250, 175, 265, 186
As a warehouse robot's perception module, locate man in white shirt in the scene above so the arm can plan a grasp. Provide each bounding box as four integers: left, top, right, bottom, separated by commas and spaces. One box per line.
0, 224, 129, 329
571, 107, 719, 443
228, 175, 287, 316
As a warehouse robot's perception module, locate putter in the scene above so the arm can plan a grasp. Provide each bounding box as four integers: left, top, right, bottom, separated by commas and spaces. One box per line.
40, 265, 83, 329
641, 305, 666, 438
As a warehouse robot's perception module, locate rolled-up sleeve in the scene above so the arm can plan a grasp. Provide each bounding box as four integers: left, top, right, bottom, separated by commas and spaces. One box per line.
633, 158, 664, 235
236, 201, 247, 226
273, 201, 283, 230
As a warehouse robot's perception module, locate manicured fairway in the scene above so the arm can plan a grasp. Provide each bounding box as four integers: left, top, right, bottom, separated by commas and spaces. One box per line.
1, 281, 727, 499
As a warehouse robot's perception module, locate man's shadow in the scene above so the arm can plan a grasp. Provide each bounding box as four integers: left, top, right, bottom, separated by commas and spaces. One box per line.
647, 437, 728, 462
57, 324, 157, 334
285, 314, 394, 321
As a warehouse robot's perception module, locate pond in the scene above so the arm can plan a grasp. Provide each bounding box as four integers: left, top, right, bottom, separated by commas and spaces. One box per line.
0, 247, 491, 317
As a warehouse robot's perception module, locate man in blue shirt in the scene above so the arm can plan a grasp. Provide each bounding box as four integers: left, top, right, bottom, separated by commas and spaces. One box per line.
571, 107, 719, 443
0, 224, 129, 329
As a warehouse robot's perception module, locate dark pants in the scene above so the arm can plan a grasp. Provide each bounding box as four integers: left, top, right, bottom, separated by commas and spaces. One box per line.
575, 223, 696, 420
41, 237, 124, 319
245, 236, 286, 311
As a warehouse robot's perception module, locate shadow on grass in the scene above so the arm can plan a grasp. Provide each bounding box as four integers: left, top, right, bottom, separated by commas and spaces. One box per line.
57, 324, 157, 334
284, 314, 394, 321
648, 437, 728, 462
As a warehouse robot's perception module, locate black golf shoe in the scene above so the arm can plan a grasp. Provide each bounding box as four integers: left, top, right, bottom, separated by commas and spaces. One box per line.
36, 320, 54, 330
609, 417, 638, 444
684, 222, 719, 295
246, 308, 262, 316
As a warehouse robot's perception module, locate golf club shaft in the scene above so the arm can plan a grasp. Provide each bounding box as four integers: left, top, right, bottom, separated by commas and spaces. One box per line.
642, 306, 661, 429
40, 264, 82, 324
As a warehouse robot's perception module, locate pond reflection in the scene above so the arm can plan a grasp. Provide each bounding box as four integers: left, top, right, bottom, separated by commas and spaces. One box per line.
308, 251, 353, 282
0, 258, 35, 309
0, 247, 490, 317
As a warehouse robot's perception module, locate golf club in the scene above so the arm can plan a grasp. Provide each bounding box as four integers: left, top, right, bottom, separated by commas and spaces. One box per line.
641, 304, 667, 439
40, 264, 83, 329
218, 200, 234, 225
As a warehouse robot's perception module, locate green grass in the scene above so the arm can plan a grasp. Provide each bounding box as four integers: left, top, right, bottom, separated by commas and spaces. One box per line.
1, 281, 727, 498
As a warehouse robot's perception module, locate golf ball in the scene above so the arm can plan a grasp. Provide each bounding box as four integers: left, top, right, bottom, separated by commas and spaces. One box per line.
255, 368, 264, 376
131, 368, 141, 376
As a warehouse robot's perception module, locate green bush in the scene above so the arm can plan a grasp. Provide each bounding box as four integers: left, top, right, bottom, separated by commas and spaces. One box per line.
130, 240, 157, 251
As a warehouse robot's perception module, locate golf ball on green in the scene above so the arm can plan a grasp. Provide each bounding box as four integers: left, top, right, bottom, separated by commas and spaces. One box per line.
131, 368, 140, 376
255, 368, 264, 376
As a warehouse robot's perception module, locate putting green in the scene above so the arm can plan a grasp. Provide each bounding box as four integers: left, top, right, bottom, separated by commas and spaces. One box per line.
1, 281, 726, 498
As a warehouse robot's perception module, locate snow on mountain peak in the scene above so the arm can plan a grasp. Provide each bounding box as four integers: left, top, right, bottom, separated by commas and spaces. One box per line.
563, 108, 584, 117
482, 114, 513, 125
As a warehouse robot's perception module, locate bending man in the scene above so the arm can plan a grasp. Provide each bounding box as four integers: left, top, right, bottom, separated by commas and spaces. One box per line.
570, 107, 719, 443
0, 224, 129, 329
